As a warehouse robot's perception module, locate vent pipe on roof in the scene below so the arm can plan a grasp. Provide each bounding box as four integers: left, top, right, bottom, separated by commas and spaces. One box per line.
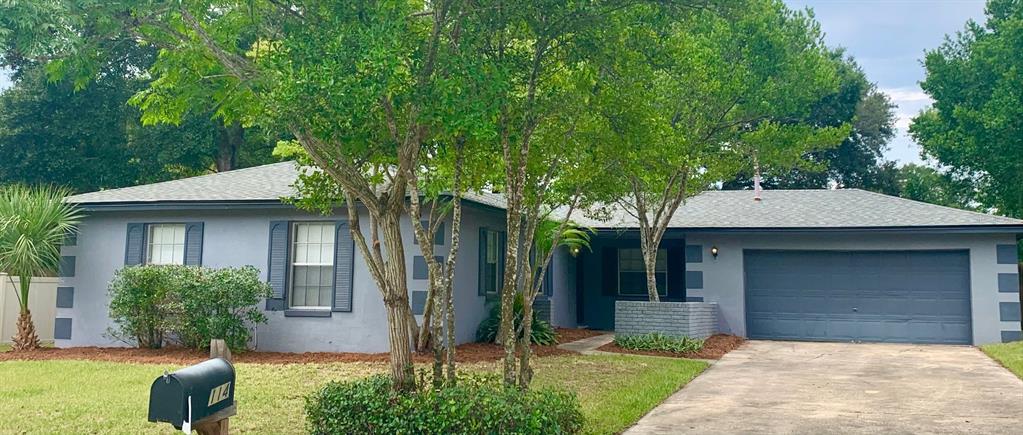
753, 154, 763, 202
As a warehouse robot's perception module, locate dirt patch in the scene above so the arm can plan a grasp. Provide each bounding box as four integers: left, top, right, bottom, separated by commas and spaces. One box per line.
556, 327, 608, 344
0, 342, 574, 365
597, 334, 745, 360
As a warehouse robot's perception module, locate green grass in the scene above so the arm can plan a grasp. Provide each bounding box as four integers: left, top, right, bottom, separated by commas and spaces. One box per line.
532, 355, 707, 435
0, 355, 706, 434
981, 340, 1023, 380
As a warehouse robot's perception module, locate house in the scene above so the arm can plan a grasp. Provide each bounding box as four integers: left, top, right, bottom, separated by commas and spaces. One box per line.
55, 162, 1023, 352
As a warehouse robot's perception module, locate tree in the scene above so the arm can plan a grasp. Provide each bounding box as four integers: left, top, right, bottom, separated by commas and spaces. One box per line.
0, 43, 275, 193
591, 0, 848, 301
0, 185, 81, 350
894, 164, 979, 211
722, 52, 899, 192
911, 0, 1023, 218
452, 0, 627, 388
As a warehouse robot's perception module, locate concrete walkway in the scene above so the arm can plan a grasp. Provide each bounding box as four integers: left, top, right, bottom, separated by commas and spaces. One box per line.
556, 333, 614, 354
626, 341, 1023, 434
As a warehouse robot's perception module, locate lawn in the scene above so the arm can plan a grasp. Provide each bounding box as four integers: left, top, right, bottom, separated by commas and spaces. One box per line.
0, 354, 706, 434
981, 340, 1023, 380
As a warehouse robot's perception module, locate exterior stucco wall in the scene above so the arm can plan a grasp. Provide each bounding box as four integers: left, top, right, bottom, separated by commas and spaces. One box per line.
684, 232, 1020, 345
56, 204, 507, 353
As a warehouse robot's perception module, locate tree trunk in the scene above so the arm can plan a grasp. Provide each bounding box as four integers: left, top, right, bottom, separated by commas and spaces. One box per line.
517, 261, 536, 389
12, 310, 40, 351
12, 276, 39, 351
384, 298, 416, 391
380, 211, 416, 391
215, 122, 243, 172
642, 244, 661, 302
499, 204, 522, 387
430, 271, 445, 389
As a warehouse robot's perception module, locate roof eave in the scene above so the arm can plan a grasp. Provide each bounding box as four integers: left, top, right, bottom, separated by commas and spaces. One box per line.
591, 225, 1023, 235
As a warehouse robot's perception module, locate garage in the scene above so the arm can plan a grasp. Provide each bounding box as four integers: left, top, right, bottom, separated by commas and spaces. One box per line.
744, 249, 973, 344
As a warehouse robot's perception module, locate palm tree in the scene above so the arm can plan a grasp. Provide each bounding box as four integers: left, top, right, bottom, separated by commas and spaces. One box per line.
0, 185, 81, 351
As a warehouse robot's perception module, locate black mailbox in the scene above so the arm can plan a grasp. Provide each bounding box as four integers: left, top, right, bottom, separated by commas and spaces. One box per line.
148, 358, 236, 431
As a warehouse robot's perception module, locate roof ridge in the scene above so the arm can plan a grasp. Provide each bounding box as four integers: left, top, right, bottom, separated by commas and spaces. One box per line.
849, 188, 1023, 224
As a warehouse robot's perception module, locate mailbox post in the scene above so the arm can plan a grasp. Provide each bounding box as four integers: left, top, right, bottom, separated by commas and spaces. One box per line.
148, 340, 236, 434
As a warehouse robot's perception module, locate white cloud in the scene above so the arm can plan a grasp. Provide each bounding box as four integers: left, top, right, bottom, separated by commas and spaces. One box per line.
881, 86, 932, 105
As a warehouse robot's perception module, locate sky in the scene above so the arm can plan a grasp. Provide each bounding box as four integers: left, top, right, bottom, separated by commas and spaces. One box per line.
0, 2, 988, 164
786, 0, 987, 164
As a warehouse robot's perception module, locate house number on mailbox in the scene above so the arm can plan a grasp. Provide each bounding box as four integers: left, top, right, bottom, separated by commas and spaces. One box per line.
207, 382, 232, 407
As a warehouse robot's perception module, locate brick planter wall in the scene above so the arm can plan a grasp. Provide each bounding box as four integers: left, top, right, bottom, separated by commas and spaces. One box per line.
614, 301, 718, 339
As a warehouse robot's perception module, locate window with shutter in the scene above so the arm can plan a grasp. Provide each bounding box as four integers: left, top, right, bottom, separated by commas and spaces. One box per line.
146, 224, 187, 265
289, 222, 336, 310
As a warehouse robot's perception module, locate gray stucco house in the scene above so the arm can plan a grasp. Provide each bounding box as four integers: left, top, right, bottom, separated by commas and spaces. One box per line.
55, 162, 1023, 352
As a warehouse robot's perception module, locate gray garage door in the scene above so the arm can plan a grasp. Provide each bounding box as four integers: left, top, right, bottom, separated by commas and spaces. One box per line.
744, 250, 972, 344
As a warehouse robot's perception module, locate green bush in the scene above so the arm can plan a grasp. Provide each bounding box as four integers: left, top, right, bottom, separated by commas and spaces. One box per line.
107, 265, 271, 351
177, 266, 272, 351
306, 373, 584, 434
476, 293, 557, 345
107, 265, 186, 349
615, 333, 704, 354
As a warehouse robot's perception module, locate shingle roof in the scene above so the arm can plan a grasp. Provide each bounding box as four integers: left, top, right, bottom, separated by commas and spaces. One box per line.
67, 161, 301, 204
68, 161, 1023, 229
573, 189, 1023, 229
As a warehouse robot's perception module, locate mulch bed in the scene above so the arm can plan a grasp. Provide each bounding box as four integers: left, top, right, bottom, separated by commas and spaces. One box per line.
555, 327, 608, 344
0, 328, 605, 365
597, 334, 746, 360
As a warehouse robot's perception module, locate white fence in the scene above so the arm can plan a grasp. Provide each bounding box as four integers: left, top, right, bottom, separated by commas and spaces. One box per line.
0, 273, 57, 344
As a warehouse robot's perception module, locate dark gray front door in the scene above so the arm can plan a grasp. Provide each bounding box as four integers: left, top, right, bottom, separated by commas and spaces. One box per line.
744, 250, 972, 344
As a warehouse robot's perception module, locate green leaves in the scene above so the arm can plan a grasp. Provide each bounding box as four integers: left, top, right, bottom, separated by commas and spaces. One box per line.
911, 0, 1023, 218
0, 185, 80, 281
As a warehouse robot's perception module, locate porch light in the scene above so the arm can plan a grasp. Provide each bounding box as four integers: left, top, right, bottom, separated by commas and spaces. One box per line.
710, 246, 719, 258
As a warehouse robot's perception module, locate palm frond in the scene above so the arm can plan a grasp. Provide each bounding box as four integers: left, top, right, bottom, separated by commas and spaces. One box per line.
0, 185, 82, 280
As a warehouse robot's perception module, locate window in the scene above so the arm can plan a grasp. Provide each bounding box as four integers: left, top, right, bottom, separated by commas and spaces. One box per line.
289, 222, 335, 309
482, 229, 501, 294
146, 224, 186, 265
618, 248, 667, 296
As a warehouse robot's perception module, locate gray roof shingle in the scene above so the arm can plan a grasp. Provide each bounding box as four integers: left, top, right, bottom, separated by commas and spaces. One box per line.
68, 161, 1023, 229
574, 189, 1023, 229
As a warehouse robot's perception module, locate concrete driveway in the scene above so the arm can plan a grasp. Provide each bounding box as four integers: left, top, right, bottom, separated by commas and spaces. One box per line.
626, 341, 1022, 434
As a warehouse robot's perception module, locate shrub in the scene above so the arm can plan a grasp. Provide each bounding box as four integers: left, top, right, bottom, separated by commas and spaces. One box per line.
107, 265, 271, 351
476, 293, 557, 345
615, 333, 704, 354
176, 266, 272, 351
107, 265, 186, 349
306, 373, 584, 434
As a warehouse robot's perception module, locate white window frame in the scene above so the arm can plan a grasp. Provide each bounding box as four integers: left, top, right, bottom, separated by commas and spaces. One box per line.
145, 224, 186, 265
617, 248, 668, 296
288, 222, 336, 310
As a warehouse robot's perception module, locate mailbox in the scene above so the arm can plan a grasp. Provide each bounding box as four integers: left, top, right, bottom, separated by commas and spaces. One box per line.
148, 358, 236, 432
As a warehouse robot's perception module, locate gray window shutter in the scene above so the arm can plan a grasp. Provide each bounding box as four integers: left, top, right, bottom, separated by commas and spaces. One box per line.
124, 223, 146, 266
183, 222, 204, 266
478, 227, 488, 296
266, 221, 290, 311
333, 221, 355, 312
